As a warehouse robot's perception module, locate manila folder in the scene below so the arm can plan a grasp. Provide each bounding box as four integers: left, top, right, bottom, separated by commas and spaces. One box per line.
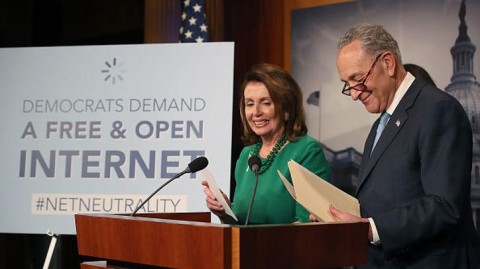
288, 160, 360, 222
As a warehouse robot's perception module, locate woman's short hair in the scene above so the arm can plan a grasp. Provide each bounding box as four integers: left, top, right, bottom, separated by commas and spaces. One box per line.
239, 63, 308, 144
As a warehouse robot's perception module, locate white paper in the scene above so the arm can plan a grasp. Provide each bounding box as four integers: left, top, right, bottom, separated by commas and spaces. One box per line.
202, 169, 238, 221
277, 170, 297, 199
278, 160, 360, 222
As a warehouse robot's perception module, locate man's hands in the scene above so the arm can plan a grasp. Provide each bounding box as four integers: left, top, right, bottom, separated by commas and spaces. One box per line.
310, 204, 373, 242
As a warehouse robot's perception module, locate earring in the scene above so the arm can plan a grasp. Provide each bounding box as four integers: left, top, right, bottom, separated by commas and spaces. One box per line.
284, 113, 289, 121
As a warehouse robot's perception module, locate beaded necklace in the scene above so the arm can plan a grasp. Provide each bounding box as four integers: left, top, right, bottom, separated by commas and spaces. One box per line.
252, 133, 288, 174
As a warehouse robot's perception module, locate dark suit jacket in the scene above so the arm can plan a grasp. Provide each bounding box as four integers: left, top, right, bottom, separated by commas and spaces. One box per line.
356, 79, 480, 268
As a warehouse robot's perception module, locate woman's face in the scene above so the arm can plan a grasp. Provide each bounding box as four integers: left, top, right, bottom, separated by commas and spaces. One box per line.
243, 81, 284, 142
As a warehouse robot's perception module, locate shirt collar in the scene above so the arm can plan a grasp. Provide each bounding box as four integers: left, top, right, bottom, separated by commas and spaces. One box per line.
385, 72, 415, 115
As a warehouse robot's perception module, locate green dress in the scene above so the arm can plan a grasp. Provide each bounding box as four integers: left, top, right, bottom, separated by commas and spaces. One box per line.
232, 135, 331, 224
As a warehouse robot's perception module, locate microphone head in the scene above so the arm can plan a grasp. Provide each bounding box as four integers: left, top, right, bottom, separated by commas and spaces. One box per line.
186, 156, 209, 173
248, 155, 262, 173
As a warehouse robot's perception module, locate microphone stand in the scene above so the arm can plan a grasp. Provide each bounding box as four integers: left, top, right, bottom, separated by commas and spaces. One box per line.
130, 156, 208, 216
244, 170, 259, 226
130, 170, 187, 216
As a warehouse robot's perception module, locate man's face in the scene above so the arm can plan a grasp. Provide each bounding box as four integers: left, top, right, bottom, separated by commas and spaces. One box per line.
336, 40, 394, 114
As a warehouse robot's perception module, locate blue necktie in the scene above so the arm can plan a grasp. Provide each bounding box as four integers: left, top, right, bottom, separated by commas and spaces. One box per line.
372, 112, 390, 153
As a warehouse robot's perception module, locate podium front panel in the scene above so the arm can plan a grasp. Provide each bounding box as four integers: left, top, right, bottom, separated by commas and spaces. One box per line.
76, 214, 368, 269
76, 213, 232, 269
231, 222, 368, 269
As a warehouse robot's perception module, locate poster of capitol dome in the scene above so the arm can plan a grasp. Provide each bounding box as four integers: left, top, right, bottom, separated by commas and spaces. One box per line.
291, 0, 480, 235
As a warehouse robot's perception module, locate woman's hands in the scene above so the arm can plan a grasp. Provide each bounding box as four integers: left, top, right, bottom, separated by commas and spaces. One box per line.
201, 180, 231, 218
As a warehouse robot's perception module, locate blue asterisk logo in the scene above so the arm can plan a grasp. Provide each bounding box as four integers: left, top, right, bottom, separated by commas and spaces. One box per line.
101, 58, 126, 84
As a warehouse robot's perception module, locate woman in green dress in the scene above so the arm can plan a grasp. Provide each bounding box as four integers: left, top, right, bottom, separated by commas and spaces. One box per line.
202, 63, 331, 224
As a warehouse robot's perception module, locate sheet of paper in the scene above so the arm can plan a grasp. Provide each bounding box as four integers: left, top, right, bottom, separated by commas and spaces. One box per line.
202, 169, 238, 222
277, 170, 296, 199
281, 160, 360, 222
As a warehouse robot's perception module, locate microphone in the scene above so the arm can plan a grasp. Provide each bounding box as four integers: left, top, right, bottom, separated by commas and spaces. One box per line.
245, 155, 261, 226
130, 156, 209, 216
184, 156, 209, 174
248, 155, 262, 174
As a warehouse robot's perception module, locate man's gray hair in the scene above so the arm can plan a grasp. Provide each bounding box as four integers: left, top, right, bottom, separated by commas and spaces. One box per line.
338, 23, 402, 64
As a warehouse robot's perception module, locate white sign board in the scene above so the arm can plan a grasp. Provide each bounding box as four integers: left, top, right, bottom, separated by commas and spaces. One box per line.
0, 42, 234, 234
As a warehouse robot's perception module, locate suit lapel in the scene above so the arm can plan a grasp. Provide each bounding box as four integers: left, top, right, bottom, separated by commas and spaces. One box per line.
356, 79, 425, 195
358, 123, 377, 180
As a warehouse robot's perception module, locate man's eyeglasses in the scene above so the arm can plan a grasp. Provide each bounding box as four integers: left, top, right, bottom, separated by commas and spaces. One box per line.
341, 53, 383, 96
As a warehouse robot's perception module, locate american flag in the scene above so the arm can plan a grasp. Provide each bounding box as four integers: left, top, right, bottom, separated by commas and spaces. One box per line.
179, 0, 209, 43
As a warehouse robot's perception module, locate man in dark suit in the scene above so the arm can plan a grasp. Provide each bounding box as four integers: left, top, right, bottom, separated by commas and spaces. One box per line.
323, 23, 480, 268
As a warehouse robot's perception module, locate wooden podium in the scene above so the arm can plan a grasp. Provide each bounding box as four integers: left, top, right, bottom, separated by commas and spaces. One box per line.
75, 212, 368, 269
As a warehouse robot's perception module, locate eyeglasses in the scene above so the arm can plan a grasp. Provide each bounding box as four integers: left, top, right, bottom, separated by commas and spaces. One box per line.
341, 53, 383, 96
